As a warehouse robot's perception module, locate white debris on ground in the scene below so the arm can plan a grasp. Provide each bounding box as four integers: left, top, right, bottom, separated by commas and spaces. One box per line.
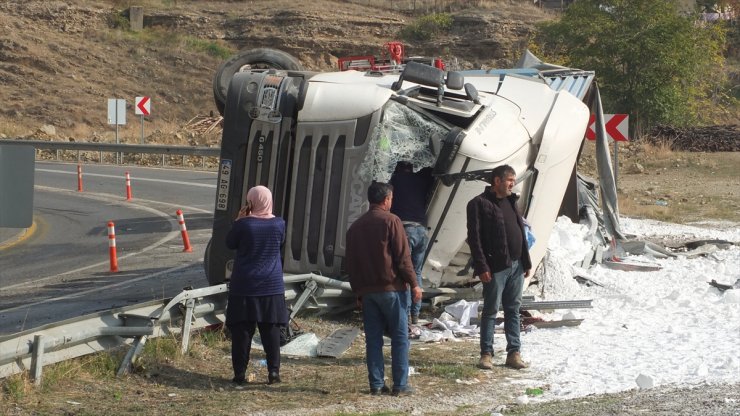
520, 216, 740, 401
405, 216, 739, 403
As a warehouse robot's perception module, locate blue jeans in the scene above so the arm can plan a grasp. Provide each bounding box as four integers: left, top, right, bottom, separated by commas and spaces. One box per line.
479, 260, 524, 355
403, 223, 428, 317
362, 291, 410, 390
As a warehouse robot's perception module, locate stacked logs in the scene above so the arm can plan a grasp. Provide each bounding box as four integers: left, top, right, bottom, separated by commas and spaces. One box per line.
647, 125, 739, 152
184, 115, 223, 136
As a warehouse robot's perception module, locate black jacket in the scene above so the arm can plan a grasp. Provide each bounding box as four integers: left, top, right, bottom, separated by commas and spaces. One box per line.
466, 187, 532, 276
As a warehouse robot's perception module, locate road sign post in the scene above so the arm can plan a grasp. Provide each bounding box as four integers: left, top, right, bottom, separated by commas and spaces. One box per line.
108, 99, 126, 164
135, 96, 151, 144
586, 113, 629, 190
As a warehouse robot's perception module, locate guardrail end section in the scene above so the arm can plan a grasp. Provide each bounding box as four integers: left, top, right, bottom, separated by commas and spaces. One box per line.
117, 335, 148, 377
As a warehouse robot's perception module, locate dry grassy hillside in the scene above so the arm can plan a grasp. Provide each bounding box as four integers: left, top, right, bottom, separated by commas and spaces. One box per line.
0, 0, 548, 145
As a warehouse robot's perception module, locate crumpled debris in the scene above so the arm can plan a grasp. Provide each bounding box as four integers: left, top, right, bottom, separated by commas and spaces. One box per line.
418, 328, 457, 342
408, 298, 485, 343
444, 299, 480, 326
430, 318, 478, 337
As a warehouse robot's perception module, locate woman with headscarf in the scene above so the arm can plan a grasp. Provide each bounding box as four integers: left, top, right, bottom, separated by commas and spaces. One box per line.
225, 185, 287, 385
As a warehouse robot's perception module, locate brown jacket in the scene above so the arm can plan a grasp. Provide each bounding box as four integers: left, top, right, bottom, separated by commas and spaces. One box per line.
345, 205, 417, 296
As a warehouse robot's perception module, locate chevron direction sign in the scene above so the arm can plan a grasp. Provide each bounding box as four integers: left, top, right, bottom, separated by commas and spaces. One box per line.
135, 96, 151, 116
586, 114, 629, 141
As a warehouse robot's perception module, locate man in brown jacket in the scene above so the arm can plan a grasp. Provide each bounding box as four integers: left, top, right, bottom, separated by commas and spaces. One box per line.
346, 181, 422, 396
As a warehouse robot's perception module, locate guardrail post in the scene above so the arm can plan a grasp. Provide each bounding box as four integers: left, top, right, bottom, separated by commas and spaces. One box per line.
118, 335, 148, 377
31, 334, 45, 385
180, 298, 196, 354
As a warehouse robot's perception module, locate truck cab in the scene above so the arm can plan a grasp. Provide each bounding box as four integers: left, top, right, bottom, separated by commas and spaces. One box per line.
205, 56, 596, 294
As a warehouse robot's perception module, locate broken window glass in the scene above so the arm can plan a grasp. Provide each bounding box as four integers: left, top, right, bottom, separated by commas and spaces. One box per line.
358, 100, 449, 182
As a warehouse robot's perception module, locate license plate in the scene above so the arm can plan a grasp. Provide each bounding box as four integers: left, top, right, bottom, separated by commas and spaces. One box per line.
216, 159, 232, 211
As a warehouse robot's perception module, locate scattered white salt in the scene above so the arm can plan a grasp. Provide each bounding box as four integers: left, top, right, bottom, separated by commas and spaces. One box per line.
518, 217, 740, 401
635, 374, 654, 389
721, 289, 740, 303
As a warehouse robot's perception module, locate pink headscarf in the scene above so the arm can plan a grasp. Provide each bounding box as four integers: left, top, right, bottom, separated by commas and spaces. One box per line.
246, 186, 275, 219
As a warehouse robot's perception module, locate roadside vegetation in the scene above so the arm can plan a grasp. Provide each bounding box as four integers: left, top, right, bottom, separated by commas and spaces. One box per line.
534, 0, 738, 137
399, 12, 454, 41
0, 315, 528, 415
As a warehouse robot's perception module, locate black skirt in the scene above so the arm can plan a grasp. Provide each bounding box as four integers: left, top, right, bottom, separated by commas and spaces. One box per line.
225, 293, 289, 326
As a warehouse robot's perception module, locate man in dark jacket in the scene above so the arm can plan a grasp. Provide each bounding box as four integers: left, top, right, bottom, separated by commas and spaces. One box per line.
346, 182, 422, 396
389, 161, 433, 324
466, 164, 532, 370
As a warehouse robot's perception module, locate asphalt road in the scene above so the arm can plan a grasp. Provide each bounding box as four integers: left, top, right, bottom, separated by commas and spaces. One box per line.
0, 161, 219, 335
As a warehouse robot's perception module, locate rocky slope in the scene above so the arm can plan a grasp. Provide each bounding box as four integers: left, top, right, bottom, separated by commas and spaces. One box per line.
0, 0, 549, 144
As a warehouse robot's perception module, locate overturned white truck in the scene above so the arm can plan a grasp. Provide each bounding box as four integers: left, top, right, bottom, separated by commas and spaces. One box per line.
204, 49, 622, 314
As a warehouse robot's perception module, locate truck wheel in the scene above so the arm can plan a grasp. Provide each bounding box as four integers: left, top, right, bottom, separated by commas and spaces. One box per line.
213, 48, 304, 115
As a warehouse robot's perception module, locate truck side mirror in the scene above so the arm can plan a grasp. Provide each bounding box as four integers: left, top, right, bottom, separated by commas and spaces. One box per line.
446, 71, 464, 90
464, 83, 480, 104
392, 61, 444, 91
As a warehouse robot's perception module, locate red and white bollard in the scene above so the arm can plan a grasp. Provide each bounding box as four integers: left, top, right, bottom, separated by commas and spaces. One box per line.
77, 164, 83, 192
107, 221, 119, 272
125, 171, 133, 201
176, 209, 193, 253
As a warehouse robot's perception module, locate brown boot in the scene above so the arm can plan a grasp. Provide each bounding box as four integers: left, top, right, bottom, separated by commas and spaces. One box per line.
505, 351, 528, 369
478, 353, 493, 370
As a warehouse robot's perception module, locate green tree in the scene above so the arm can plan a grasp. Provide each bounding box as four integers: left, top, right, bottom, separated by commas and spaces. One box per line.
535, 0, 727, 137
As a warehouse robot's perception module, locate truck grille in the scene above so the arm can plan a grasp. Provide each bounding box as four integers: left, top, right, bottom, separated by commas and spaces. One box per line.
282, 119, 373, 275
240, 114, 376, 277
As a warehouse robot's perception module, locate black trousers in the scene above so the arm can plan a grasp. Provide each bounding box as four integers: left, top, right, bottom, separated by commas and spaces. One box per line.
228, 321, 282, 377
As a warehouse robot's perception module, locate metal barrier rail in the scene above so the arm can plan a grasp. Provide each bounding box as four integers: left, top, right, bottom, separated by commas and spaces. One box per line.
0, 139, 221, 168
0, 285, 228, 383
0, 269, 592, 383
0, 273, 345, 383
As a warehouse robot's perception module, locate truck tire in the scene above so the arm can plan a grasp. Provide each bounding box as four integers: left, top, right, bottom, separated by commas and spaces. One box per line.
213, 48, 304, 115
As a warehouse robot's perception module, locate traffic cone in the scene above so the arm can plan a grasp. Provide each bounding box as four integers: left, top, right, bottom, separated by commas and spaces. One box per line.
108, 221, 119, 272
125, 171, 133, 201
77, 164, 83, 192
176, 209, 193, 252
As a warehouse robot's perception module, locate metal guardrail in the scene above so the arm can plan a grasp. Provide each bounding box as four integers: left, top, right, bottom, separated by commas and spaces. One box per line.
0, 139, 221, 168
0, 273, 350, 383
0, 264, 593, 383
0, 285, 229, 383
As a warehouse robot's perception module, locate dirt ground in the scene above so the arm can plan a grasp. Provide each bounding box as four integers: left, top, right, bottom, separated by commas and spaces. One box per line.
578, 141, 740, 225
1, 316, 738, 416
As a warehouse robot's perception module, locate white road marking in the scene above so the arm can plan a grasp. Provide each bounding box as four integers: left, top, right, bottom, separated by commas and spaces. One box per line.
36, 168, 217, 188
1, 186, 211, 292
0, 261, 203, 313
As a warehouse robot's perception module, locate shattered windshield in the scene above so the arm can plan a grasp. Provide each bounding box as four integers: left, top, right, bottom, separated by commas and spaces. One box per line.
358, 100, 450, 182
